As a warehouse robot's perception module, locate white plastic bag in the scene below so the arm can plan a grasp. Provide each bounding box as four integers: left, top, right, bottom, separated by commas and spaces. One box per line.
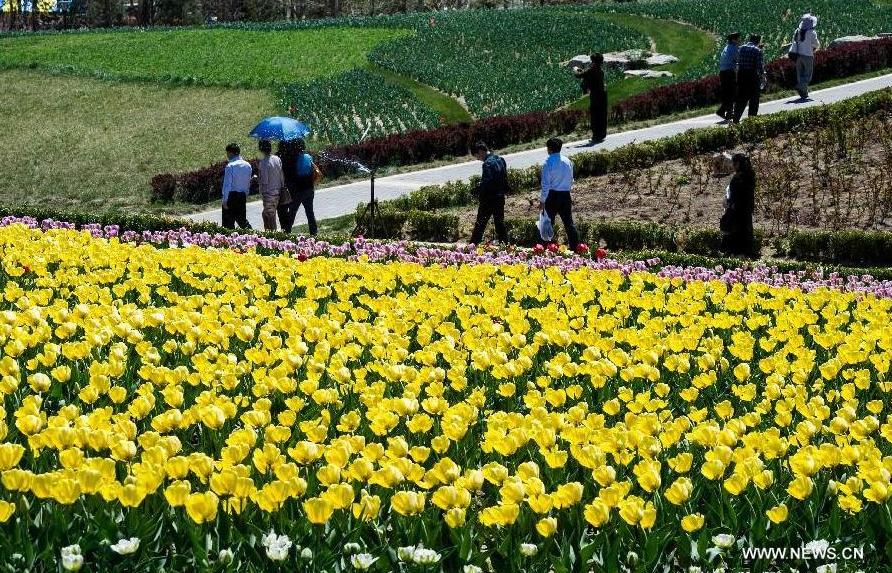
537, 210, 554, 242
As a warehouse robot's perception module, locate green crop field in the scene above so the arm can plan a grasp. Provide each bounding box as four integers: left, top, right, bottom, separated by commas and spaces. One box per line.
0, 27, 408, 88
594, 0, 892, 54
282, 69, 441, 143
370, 10, 649, 118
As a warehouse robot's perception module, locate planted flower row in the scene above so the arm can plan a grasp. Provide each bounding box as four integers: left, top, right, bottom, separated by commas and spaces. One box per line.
9, 215, 892, 299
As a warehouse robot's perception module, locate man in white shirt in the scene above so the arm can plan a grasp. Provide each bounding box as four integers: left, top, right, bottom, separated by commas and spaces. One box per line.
257, 140, 286, 232
539, 137, 580, 252
221, 142, 253, 230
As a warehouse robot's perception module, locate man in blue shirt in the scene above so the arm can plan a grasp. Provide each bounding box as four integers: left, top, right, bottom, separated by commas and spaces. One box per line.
469, 142, 510, 245
733, 34, 766, 123
221, 143, 253, 230
539, 138, 580, 252
717, 32, 740, 121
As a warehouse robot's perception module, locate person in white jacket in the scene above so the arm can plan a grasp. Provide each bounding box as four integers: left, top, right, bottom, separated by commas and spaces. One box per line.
790, 13, 821, 99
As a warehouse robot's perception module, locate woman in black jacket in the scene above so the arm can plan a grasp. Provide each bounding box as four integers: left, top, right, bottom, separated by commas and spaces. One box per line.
581, 53, 607, 143
721, 153, 756, 256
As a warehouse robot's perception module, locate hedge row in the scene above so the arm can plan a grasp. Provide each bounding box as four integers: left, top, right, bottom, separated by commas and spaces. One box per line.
386, 87, 892, 211
150, 39, 892, 204
150, 159, 260, 205
358, 208, 462, 243
788, 229, 892, 267
504, 218, 761, 258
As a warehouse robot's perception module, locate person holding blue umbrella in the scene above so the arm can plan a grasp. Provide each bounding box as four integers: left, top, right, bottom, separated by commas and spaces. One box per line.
248, 116, 318, 234
280, 138, 321, 235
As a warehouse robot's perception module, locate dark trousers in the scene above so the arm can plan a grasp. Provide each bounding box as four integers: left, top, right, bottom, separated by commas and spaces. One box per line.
717, 70, 737, 118
590, 92, 607, 141
277, 199, 295, 233
733, 71, 761, 122
292, 188, 317, 236
721, 215, 754, 257
544, 191, 580, 251
470, 194, 507, 244
222, 192, 251, 230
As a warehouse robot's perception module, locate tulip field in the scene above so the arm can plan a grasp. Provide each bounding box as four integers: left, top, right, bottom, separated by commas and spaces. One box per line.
0, 220, 890, 571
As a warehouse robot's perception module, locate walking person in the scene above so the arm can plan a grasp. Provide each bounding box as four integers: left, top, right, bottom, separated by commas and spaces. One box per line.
720, 153, 756, 256
581, 53, 607, 143
221, 142, 252, 230
469, 142, 509, 245
277, 140, 298, 233
290, 138, 320, 236
717, 32, 740, 120
789, 13, 820, 100
257, 140, 285, 232
732, 34, 766, 123
539, 138, 580, 253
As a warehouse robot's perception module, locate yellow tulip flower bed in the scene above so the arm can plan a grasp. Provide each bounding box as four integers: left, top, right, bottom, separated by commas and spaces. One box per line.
0, 224, 888, 572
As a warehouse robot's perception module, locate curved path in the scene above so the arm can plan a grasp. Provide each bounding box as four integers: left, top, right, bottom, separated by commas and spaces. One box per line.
187, 73, 892, 229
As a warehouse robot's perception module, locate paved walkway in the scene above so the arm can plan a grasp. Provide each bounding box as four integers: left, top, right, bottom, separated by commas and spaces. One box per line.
188, 74, 892, 229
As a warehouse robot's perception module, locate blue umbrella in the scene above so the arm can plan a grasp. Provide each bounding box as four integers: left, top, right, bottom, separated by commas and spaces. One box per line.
249, 116, 311, 141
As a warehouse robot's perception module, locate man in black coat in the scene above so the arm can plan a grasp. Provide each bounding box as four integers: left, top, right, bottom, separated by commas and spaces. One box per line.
469, 142, 510, 245
581, 53, 607, 143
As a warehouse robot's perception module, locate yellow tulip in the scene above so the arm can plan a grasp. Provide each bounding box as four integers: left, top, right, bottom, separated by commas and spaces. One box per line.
681, 513, 704, 532
536, 517, 558, 538
303, 497, 334, 525
0, 500, 14, 522
766, 504, 788, 524
185, 492, 219, 524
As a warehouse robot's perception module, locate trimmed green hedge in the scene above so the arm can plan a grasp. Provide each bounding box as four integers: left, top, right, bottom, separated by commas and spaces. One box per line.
788, 229, 892, 267
504, 218, 763, 257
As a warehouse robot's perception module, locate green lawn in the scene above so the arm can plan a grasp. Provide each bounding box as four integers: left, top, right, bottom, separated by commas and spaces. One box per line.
567, 13, 716, 110
0, 70, 274, 213
0, 27, 409, 88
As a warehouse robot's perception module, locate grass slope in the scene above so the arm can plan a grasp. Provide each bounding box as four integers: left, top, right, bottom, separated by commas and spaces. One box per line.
567, 14, 716, 111
0, 70, 274, 213
0, 27, 408, 88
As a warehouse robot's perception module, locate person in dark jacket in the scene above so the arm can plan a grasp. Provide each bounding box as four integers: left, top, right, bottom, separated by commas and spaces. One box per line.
581, 53, 607, 143
277, 138, 318, 235
469, 142, 509, 245
717, 32, 740, 120
721, 153, 756, 256
732, 35, 766, 123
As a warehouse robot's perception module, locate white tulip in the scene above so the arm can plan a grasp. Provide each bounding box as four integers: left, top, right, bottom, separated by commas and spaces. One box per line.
351, 553, 377, 570
413, 547, 441, 564
110, 537, 140, 555
397, 546, 416, 561
520, 543, 538, 557
218, 549, 234, 565
711, 534, 736, 549
61, 553, 84, 572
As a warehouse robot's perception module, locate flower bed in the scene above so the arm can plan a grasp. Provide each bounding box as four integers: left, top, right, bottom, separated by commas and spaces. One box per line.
0, 222, 891, 571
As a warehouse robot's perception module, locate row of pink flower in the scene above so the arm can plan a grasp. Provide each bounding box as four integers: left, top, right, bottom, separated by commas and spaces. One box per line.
11, 216, 647, 273
8, 216, 892, 298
